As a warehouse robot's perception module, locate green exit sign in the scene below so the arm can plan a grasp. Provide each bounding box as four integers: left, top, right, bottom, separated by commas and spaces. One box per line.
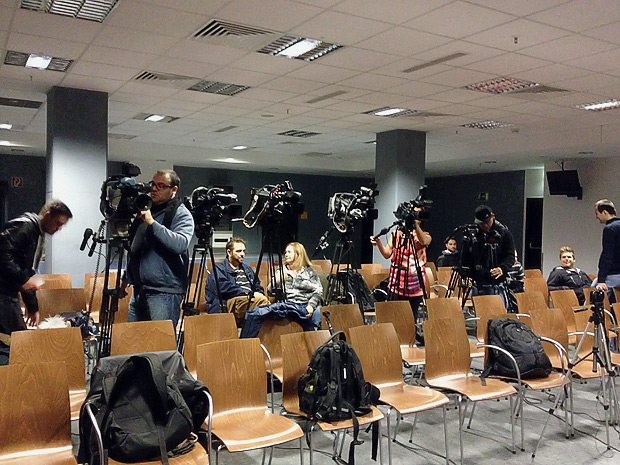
476, 192, 489, 201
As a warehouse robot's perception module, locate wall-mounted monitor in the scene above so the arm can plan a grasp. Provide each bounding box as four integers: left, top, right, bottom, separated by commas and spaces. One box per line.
546, 170, 582, 199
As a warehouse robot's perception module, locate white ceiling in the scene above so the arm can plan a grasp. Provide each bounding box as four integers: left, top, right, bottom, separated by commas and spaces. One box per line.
1, 0, 620, 177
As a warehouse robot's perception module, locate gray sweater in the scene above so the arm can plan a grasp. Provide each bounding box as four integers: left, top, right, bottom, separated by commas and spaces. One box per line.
269, 266, 323, 309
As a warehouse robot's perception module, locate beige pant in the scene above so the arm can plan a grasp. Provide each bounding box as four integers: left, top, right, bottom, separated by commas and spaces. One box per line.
227, 292, 271, 327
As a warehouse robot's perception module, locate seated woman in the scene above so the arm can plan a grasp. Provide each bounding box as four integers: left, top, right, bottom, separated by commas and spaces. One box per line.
240, 242, 323, 338
547, 245, 592, 305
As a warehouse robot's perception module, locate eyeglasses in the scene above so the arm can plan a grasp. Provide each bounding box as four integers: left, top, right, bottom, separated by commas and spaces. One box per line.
150, 181, 174, 190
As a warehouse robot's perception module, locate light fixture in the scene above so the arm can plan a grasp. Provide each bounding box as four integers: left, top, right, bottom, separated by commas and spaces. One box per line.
232, 145, 248, 150
277, 39, 320, 58
25, 54, 52, 69
20, 0, 121, 23
576, 99, 620, 111
134, 113, 178, 123
0, 140, 12, 146
461, 120, 512, 129
465, 77, 540, 94
0, 123, 12, 130
145, 114, 166, 122
213, 157, 249, 164
258, 35, 342, 61
363, 107, 413, 117
375, 108, 406, 116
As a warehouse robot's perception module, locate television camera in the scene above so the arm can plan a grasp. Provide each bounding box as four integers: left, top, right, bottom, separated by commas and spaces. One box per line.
242, 181, 303, 229
328, 184, 379, 234
394, 185, 432, 228
184, 186, 241, 241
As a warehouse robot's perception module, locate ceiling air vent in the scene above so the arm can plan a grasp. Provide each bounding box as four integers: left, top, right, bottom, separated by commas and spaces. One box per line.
134, 71, 201, 89
0, 96, 43, 109
108, 133, 136, 140
214, 125, 238, 133
510, 85, 568, 95
191, 19, 280, 51
21, 0, 120, 22
402, 52, 467, 73
188, 81, 250, 96
278, 130, 321, 138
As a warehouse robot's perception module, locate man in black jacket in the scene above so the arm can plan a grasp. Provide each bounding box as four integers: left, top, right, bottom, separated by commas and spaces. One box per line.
0, 200, 72, 364
594, 199, 620, 301
547, 246, 592, 304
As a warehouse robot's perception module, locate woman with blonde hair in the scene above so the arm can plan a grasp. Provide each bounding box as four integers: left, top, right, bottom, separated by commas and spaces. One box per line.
240, 242, 323, 338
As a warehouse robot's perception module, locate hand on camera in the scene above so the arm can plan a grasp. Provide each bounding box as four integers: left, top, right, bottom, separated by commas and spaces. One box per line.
490, 267, 503, 279
370, 236, 380, 246
596, 282, 608, 291
139, 209, 154, 225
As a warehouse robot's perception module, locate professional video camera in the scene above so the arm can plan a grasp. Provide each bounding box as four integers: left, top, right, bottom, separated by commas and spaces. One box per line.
99, 162, 152, 237
591, 288, 606, 306
184, 186, 242, 241
328, 184, 379, 234
243, 181, 303, 229
394, 185, 433, 227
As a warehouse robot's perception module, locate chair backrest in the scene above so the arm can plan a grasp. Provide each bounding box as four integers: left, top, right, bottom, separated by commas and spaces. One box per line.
0, 361, 71, 454
197, 338, 267, 415
549, 289, 580, 335
9, 327, 85, 392
110, 320, 177, 356
350, 323, 403, 387
84, 277, 132, 322
472, 295, 508, 342
515, 290, 548, 315
426, 297, 463, 321
311, 259, 332, 273
189, 261, 210, 284
37, 288, 85, 319
258, 317, 303, 368
320, 303, 364, 341
423, 318, 472, 381
39, 273, 72, 289
524, 277, 549, 302
186, 282, 207, 313
527, 307, 569, 363
375, 300, 417, 347
524, 269, 544, 279
426, 261, 438, 281
184, 313, 238, 375
281, 330, 331, 413
361, 263, 383, 273
358, 269, 388, 291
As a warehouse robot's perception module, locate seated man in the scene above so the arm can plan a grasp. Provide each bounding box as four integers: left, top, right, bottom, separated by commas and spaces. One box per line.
436, 236, 459, 268
204, 237, 270, 326
547, 246, 592, 304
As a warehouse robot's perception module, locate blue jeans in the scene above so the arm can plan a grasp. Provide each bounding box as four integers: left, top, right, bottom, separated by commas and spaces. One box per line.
472, 283, 510, 310
127, 292, 183, 329
240, 301, 321, 338
592, 274, 620, 303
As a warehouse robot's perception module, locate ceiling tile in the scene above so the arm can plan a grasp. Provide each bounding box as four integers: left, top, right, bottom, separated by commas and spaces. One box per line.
293, 10, 391, 45
519, 34, 616, 62
465, 0, 569, 17
92, 26, 179, 54
12, 9, 102, 43
7, 31, 87, 58
465, 18, 570, 51
355, 27, 452, 57
216, 0, 322, 32
464, 52, 552, 76
80, 46, 158, 70
526, 0, 620, 32
333, 0, 452, 25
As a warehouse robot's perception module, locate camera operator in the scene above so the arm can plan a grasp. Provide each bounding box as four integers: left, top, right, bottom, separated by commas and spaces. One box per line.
121, 170, 194, 329
204, 237, 270, 326
470, 205, 515, 305
0, 200, 72, 365
593, 199, 620, 301
371, 211, 431, 338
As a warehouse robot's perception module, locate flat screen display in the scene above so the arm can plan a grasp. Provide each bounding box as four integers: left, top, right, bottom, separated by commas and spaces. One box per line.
546, 170, 582, 198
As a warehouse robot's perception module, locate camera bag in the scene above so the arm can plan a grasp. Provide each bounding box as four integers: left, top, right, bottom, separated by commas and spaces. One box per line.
78, 350, 209, 465
482, 318, 552, 380
298, 331, 380, 465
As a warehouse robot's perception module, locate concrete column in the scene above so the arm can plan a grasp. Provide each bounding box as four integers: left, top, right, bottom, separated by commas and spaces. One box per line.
46, 86, 108, 287
373, 129, 426, 265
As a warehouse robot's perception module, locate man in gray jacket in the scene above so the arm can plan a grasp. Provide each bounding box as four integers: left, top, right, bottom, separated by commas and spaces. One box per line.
123, 169, 194, 329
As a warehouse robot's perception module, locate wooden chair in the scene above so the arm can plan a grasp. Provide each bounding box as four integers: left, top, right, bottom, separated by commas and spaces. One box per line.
359, 269, 389, 291
472, 295, 510, 344
84, 277, 132, 323
0, 361, 77, 465
186, 282, 208, 314
426, 298, 484, 358
361, 263, 383, 273
9, 327, 86, 420
197, 338, 304, 463
515, 290, 549, 315
549, 289, 583, 345
375, 301, 425, 368
281, 330, 384, 464
426, 261, 438, 282
110, 320, 177, 356
37, 288, 85, 319
524, 277, 549, 303
423, 318, 518, 461
39, 273, 72, 289
320, 303, 364, 341
183, 313, 238, 377
311, 259, 332, 273
350, 323, 449, 465
524, 269, 544, 279
257, 317, 303, 382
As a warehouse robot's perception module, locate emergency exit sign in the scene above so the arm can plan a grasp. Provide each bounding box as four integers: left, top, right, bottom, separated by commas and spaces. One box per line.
11, 176, 23, 187
476, 192, 489, 201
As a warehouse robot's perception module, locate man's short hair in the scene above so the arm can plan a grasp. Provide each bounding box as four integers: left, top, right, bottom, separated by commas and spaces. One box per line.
595, 199, 616, 216
156, 169, 180, 188
39, 199, 73, 218
226, 237, 246, 251
444, 236, 456, 245
559, 245, 575, 258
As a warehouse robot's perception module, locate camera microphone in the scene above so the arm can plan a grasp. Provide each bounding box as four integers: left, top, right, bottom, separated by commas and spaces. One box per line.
88, 231, 98, 257
80, 228, 93, 251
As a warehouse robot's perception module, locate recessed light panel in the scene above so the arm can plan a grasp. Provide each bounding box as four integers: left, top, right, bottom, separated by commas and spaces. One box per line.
258, 35, 341, 61
465, 77, 540, 94
576, 99, 620, 111
461, 120, 512, 129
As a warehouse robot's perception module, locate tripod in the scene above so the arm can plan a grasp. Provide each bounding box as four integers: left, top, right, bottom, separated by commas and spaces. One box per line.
324, 231, 358, 306
252, 222, 287, 303
533, 301, 620, 457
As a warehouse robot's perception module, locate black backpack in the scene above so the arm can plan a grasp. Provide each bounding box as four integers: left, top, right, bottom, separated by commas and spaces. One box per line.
483, 318, 552, 380
78, 351, 209, 465
298, 331, 380, 465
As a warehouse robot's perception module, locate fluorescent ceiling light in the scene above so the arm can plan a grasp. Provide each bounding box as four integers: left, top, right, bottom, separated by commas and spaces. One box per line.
213, 157, 249, 164
277, 39, 321, 58
375, 108, 406, 116
0, 140, 12, 146
461, 120, 512, 129
144, 114, 166, 122
576, 99, 620, 111
25, 54, 52, 69
232, 145, 248, 150
0, 123, 12, 130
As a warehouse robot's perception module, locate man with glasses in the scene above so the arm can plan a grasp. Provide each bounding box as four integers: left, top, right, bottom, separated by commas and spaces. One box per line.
122, 169, 194, 329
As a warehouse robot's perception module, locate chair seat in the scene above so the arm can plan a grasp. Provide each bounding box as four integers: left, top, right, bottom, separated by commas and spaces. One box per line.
108, 442, 209, 465
428, 374, 516, 401
264, 360, 283, 382
521, 372, 566, 390
570, 359, 605, 379
69, 390, 87, 420
0, 445, 77, 465
401, 346, 425, 366
377, 382, 449, 414
208, 409, 303, 452
285, 405, 384, 432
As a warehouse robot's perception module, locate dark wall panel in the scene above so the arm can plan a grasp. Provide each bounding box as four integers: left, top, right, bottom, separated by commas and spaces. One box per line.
0, 154, 46, 222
